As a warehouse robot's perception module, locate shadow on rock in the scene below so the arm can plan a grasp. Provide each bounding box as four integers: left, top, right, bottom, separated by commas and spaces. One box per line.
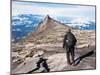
27, 57, 50, 73
74, 50, 94, 66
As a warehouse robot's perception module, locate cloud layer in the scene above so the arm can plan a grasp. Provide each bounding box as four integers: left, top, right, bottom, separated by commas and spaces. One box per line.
12, 1, 95, 18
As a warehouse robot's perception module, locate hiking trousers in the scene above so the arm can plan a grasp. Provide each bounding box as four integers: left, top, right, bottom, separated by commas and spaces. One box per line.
66, 46, 75, 65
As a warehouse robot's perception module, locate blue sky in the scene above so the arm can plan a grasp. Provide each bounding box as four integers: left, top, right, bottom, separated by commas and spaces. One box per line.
12, 1, 95, 19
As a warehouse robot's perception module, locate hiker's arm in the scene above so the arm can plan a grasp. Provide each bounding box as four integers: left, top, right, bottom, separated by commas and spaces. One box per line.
63, 35, 67, 48
74, 36, 77, 44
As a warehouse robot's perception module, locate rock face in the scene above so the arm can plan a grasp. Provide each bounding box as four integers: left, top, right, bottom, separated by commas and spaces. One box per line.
11, 15, 96, 74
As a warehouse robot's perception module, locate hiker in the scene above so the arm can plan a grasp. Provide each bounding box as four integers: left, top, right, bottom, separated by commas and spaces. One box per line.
63, 29, 77, 66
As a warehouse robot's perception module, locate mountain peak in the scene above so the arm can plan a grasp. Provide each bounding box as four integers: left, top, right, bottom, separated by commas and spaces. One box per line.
45, 15, 51, 20
36, 15, 72, 33
36, 15, 55, 32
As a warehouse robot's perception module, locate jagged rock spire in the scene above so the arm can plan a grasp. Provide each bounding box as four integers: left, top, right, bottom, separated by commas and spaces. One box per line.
45, 15, 50, 19
36, 15, 52, 32
43, 15, 51, 22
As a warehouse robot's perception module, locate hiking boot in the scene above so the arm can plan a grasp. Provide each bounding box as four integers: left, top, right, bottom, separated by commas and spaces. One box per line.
72, 63, 76, 66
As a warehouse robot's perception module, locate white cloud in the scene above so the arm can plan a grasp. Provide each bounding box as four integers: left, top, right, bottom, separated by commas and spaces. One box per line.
72, 17, 91, 24
12, 1, 95, 18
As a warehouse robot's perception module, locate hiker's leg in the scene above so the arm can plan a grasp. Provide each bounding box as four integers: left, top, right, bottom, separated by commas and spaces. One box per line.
66, 47, 71, 65
67, 52, 71, 65
71, 46, 75, 65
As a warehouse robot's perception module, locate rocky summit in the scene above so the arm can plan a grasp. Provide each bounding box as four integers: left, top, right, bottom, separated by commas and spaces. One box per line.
11, 15, 96, 74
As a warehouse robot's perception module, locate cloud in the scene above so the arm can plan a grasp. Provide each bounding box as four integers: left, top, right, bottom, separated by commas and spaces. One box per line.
12, 1, 95, 18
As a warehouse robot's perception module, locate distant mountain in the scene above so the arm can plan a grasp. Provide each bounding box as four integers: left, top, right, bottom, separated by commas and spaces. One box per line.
12, 14, 95, 42
22, 15, 72, 43
36, 15, 72, 33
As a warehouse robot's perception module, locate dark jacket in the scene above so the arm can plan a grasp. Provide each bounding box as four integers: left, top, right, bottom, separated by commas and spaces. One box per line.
63, 32, 77, 48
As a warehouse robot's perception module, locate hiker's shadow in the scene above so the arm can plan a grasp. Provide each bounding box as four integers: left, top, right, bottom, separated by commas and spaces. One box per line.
27, 58, 50, 73
74, 50, 94, 66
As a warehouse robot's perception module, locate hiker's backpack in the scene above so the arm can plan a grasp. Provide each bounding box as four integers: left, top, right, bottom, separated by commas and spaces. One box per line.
65, 32, 77, 47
